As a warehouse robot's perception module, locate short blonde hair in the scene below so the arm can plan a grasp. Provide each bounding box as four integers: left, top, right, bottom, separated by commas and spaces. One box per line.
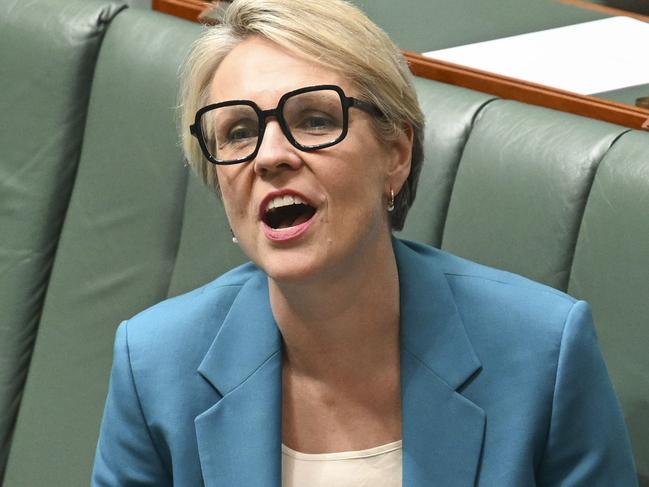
179, 0, 425, 230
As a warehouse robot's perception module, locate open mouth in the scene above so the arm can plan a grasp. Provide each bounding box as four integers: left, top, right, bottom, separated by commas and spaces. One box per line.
262, 195, 317, 230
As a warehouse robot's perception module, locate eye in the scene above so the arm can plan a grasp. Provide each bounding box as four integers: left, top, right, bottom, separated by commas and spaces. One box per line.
227, 123, 258, 141
303, 115, 334, 129
294, 111, 339, 133
217, 118, 259, 148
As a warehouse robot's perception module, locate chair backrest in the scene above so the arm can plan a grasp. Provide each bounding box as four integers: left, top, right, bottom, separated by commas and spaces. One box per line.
0, 0, 124, 480
2, 9, 202, 486
440, 99, 627, 291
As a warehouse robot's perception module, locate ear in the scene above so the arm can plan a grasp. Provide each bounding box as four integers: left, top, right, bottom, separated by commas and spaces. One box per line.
385, 123, 414, 194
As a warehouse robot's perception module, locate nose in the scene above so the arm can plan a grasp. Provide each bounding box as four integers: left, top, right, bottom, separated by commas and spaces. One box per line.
253, 120, 303, 177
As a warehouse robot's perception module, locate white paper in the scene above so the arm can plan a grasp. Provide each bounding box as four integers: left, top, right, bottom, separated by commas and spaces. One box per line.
424, 17, 649, 95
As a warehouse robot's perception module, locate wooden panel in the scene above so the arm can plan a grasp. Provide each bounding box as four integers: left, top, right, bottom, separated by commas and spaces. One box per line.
152, 0, 649, 131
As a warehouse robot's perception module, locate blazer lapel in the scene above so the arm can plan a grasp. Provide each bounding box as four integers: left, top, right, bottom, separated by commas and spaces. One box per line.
195, 272, 282, 487
395, 240, 486, 486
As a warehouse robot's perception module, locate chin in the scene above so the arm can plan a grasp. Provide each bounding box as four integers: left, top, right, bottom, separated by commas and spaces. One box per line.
241, 213, 387, 286
257, 247, 330, 286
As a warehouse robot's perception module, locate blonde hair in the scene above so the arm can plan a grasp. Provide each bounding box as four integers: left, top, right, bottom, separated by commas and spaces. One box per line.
179, 0, 425, 230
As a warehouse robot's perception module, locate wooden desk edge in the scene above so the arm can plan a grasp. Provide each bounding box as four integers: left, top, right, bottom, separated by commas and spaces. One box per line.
405, 52, 649, 131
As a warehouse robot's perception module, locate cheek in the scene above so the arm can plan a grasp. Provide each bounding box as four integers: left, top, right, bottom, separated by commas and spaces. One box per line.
216, 168, 249, 222
327, 165, 384, 222
335, 144, 389, 199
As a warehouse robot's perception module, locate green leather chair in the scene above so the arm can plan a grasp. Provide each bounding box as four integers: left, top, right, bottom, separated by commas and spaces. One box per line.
0, 0, 125, 480
1, 8, 201, 487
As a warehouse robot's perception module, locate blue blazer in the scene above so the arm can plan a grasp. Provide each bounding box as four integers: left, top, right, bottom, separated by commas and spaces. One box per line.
92, 239, 637, 486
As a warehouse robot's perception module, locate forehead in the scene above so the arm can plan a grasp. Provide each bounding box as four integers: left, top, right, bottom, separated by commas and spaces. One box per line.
208, 36, 351, 108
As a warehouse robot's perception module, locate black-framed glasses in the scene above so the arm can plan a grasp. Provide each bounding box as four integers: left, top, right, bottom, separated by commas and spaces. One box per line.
189, 84, 383, 165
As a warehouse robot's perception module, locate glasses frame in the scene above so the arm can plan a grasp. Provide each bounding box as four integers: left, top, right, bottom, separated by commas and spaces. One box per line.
190, 84, 383, 165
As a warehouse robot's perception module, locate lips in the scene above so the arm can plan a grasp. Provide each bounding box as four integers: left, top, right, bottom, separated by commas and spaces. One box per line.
259, 190, 317, 241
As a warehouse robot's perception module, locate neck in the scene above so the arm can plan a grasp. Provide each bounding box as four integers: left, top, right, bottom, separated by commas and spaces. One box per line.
269, 234, 400, 386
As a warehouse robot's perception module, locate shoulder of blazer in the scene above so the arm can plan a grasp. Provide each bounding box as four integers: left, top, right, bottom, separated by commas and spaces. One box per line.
396, 238, 578, 343
120, 261, 262, 371
398, 238, 575, 304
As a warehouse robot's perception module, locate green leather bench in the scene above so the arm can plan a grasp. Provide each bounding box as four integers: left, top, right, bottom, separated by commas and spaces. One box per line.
1, 3, 647, 486
0, 0, 125, 480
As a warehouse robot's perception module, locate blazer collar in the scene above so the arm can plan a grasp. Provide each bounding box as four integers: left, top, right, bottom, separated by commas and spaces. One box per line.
395, 239, 485, 486
198, 271, 281, 396
196, 272, 283, 487
395, 238, 482, 389
195, 239, 485, 487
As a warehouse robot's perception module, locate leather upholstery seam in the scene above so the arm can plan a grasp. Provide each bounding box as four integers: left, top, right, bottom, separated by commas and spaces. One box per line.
564, 128, 632, 292
439, 97, 500, 247
163, 168, 191, 299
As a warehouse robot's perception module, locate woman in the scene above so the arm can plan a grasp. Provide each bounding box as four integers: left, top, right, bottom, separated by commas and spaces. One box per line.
92, 0, 637, 485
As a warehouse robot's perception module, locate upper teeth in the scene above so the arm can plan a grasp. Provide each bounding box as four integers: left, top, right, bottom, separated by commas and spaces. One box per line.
266, 195, 306, 211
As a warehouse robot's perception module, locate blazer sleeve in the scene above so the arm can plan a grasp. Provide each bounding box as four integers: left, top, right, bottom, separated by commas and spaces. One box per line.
91, 321, 172, 487
536, 301, 638, 486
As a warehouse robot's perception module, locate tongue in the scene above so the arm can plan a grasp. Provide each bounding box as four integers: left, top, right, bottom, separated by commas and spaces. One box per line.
292, 214, 311, 226
277, 212, 310, 229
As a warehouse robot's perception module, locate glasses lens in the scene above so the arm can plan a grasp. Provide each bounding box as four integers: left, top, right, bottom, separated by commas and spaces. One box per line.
200, 104, 259, 163
283, 89, 344, 149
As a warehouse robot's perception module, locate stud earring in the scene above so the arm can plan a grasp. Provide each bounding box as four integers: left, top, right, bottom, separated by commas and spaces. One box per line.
230, 228, 238, 244
387, 188, 395, 213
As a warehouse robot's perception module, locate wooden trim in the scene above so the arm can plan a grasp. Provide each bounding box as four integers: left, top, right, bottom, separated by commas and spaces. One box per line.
152, 0, 207, 23
152, 0, 649, 131
405, 52, 649, 131
556, 0, 649, 22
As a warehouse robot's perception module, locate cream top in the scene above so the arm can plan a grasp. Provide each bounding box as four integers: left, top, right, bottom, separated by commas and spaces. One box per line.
281, 440, 402, 487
